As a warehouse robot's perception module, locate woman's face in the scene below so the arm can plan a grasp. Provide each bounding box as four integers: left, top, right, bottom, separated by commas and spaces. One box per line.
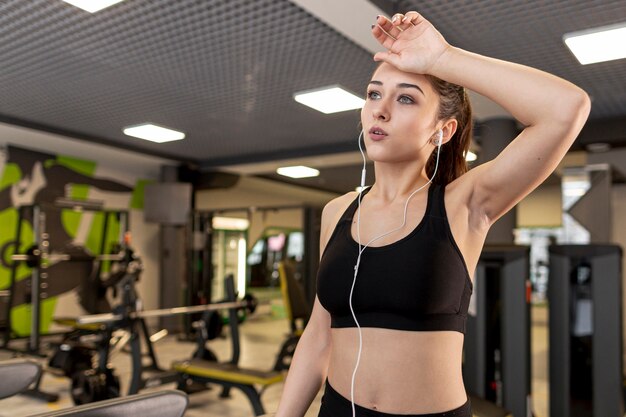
360, 63, 441, 163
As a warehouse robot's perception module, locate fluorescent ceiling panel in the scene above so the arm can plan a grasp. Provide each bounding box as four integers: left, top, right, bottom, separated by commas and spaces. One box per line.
62, 0, 125, 13
123, 123, 185, 143
276, 165, 320, 178
564, 22, 626, 64
294, 86, 365, 114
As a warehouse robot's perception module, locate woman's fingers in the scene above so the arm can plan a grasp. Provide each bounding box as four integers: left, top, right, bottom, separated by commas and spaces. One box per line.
391, 12, 411, 31
373, 50, 401, 68
402, 11, 425, 25
371, 12, 427, 52
376, 15, 402, 40
372, 24, 396, 50
394, 11, 425, 31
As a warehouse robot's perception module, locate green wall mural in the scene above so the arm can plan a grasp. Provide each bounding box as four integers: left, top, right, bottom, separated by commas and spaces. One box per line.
0, 145, 144, 337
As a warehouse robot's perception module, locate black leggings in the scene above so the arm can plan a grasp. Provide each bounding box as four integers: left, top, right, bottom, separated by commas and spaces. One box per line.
317, 380, 472, 417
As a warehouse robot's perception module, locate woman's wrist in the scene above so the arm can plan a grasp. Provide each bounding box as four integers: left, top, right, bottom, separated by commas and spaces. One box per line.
428, 44, 459, 79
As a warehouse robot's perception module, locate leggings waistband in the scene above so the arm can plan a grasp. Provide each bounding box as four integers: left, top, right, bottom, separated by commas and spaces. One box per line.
318, 380, 472, 417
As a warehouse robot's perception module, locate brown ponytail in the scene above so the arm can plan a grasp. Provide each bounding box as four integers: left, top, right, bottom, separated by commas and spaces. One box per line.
425, 76, 473, 186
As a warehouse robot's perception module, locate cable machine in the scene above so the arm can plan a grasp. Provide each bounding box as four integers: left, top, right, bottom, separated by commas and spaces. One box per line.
1, 199, 129, 354
464, 245, 532, 417
548, 244, 623, 417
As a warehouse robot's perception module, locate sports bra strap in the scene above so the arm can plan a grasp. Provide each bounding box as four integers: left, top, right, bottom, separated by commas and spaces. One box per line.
427, 184, 446, 218
338, 186, 372, 223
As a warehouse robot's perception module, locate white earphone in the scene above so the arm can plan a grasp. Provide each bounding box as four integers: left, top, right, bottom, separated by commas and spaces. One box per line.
433, 129, 444, 146
349, 129, 443, 417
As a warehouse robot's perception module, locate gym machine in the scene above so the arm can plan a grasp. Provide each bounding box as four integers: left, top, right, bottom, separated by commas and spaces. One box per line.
183, 211, 215, 338
548, 244, 624, 417
50, 242, 160, 404
1, 200, 129, 354
64, 264, 258, 405
464, 245, 532, 417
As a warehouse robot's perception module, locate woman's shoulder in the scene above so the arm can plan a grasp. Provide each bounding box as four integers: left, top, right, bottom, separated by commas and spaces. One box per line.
325, 190, 358, 210
322, 191, 358, 223
319, 191, 359, 245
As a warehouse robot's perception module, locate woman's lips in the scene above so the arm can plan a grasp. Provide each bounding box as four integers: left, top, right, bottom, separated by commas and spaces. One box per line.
369, 126, 388, 141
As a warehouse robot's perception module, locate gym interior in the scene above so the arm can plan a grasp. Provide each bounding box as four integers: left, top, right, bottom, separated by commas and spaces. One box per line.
0, 1, 625, 416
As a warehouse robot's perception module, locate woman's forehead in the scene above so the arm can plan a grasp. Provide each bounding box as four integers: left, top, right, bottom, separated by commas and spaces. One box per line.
371, 63, 431, 88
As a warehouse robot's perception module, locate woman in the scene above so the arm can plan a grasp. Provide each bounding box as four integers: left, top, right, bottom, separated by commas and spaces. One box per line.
275, 11, 590, 417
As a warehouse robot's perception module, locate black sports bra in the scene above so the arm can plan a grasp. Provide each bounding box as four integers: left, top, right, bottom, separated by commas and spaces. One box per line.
316, 185, 473, 333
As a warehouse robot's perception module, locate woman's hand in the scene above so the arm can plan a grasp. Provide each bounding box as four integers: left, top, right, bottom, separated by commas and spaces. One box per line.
372, 12, 450, 75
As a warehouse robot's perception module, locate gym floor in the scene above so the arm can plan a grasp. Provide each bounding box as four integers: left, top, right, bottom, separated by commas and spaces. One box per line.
2, 305, 550, 417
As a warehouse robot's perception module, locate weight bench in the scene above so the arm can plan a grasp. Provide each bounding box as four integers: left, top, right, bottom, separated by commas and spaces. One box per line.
173, 275, 285, 416
173, 359, 283, 415
29, 390, 188, 417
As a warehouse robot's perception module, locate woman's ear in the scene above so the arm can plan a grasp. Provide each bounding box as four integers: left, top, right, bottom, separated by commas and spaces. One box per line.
440, 119, 458, 144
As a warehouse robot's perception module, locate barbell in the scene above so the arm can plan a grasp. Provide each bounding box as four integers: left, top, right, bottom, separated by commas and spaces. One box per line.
10, 245, 124, 268
77, 296, 259, 325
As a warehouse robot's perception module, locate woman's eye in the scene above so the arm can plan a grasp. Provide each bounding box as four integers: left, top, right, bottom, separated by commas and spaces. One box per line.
398, 95, 414, 104
367, 91, 380, 100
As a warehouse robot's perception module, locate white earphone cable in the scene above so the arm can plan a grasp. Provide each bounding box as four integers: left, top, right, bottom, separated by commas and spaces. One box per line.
349, 130, 442, 417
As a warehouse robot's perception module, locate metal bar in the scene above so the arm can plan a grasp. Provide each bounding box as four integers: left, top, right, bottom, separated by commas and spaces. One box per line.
29, 207, 42, 352
140, 318, 161, 370
95, 254, 124, 261
128, 321, 143, 395
77, 301, 249, 325
196, 204, 304, 215
137, 301, 248, 319
96, 211, 111, 278
11, 253, 122, 262
54, 197, 104, 211
120, 211, 129, 235
203, 214, 214, 303
183, 212, 197, 336
3, 206, 25, 347
225, 276, 240, 365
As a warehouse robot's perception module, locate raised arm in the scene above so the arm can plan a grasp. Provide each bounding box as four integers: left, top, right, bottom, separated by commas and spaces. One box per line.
373, 12, 590, 224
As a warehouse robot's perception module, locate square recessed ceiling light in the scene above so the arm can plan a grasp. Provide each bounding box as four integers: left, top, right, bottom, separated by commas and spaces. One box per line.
276, 166, 320, 179
123, 123, 185, 143
294, 86, 365, 114
62, 0, 125, 13
564, 22, 626, 65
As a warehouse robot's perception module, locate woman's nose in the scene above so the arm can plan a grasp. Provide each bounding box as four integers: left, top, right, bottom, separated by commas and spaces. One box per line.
372, 105, 389, 121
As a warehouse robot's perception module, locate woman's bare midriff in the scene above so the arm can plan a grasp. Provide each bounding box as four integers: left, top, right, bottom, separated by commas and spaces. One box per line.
327, 328, 468, 414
